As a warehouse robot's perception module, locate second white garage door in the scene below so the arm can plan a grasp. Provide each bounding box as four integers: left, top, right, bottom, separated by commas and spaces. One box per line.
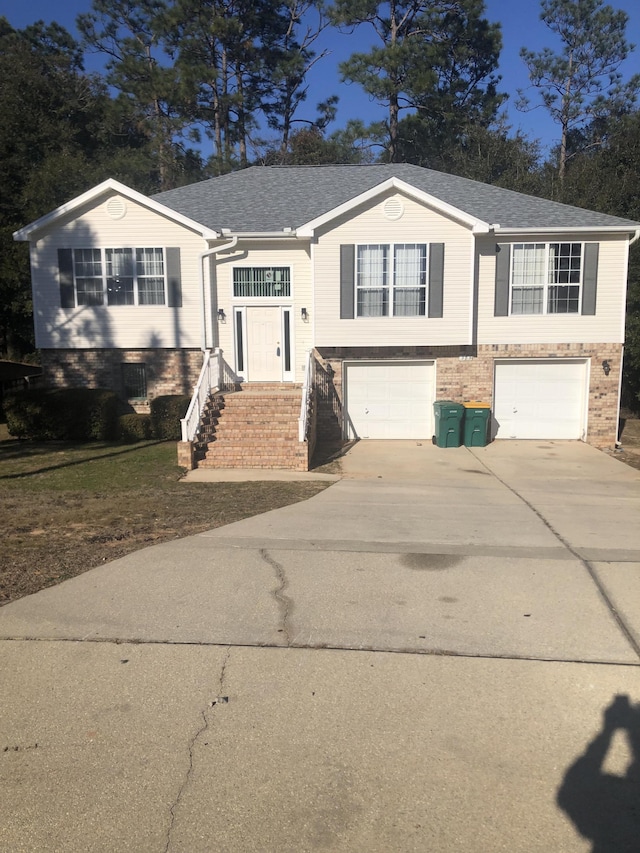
493, 359, 589, 440
344, 361, 435, 439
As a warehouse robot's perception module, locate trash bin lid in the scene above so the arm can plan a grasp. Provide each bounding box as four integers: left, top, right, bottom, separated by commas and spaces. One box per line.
463, 401, 490, 408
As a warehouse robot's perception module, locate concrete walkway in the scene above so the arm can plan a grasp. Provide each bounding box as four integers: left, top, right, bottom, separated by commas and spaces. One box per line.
1, 441, 640, 852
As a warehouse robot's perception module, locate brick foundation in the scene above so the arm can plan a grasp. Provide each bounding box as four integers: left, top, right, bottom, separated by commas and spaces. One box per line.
40, 348, 203, 407
315, 343, 623, 450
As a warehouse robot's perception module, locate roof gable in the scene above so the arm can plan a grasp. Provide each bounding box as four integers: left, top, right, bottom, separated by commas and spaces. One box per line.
13, 178, 219, 241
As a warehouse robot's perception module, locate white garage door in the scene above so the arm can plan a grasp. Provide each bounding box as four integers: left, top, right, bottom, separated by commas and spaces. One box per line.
493, 360, 588, 440
344, 361, 435, 439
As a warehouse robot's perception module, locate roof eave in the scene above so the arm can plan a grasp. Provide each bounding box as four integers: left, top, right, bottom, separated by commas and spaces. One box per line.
492, 225, 639, 236
13, 178, 219, 242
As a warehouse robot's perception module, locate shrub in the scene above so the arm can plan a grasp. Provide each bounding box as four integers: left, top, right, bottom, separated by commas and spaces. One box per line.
5, 388, 120, 441
150, 395, 191, 440
118, 413, 153, 442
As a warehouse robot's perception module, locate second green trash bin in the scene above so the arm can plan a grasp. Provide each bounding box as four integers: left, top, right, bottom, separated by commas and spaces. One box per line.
462, 401, 491, 447
433, 400, 465, 448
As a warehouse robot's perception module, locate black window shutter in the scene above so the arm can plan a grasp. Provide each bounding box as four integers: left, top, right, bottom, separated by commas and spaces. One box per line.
166, 247, 182, 308
340, 244, 355, 319
581, 243, 599, 315
58, 248, 75, 309
428, 243, 444, 318
494, 243, 511, 316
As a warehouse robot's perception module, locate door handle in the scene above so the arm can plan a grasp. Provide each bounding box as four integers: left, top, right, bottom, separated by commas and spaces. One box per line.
276, 346, 281, 357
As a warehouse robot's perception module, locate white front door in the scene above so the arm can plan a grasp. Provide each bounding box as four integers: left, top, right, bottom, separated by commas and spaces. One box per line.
246, 306, 282, 381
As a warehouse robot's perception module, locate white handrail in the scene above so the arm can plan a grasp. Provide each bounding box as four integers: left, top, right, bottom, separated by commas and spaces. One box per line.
180, 348, 222, 442
298, 349, 315, 442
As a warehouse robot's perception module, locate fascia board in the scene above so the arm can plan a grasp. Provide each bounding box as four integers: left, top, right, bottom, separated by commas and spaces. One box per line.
493, 225, 640, 236
296, 177, 489, 236
13, 178, 219, 241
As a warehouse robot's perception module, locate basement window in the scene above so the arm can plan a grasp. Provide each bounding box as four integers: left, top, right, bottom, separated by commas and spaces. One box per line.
122, 363, 147, 399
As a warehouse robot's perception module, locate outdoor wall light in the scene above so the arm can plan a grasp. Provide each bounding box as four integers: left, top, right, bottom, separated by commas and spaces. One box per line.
602, 360, 611, 376
217, 308, 226, 322
301, 307, 308, 321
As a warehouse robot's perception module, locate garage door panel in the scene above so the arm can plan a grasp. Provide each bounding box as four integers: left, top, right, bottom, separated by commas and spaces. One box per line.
493, 360, 588, 440
345, 361, 435, 440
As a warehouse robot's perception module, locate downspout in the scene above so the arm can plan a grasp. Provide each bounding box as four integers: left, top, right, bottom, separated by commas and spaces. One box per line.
199, 236, 238, 351
614, 229, 640, 447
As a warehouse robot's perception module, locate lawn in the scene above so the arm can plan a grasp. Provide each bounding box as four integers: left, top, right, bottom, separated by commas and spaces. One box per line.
0, 437, 329, 605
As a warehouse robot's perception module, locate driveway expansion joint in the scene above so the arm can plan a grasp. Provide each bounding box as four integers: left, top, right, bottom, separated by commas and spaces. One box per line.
163, 646, 231, 853
471, 449, 640, 663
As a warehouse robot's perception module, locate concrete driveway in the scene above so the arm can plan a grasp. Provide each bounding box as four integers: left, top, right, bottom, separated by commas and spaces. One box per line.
1, 441, 639, 852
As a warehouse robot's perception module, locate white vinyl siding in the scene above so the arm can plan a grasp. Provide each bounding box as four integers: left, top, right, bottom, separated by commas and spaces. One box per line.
31, 192, 206, 349
314, 191, 472, 347
476, 234, 629, 345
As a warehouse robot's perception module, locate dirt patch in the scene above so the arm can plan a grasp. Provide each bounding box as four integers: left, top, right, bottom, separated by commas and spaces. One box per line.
614, 415, 640, 471
0, 438, 329, 606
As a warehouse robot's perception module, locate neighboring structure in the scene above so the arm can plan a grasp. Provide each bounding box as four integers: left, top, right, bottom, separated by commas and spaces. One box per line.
14, 164, 640, 468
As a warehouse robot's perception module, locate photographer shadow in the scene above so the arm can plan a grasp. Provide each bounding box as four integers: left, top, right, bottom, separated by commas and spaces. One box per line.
557, 695, 640, 852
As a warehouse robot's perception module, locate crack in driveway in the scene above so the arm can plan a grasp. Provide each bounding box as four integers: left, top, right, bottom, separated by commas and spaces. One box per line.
260, 548, 293, 645
164, 645, 231, 853
471, 449, 640, 663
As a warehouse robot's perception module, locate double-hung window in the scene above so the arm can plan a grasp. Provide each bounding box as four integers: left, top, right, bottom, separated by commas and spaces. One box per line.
73, 248, 166, 306
511, 243, 582, 315
356, 243, 426, 317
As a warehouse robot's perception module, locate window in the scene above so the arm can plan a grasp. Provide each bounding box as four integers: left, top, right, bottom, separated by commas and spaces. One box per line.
511, 243, 582, 315
122, 363, 147, 399
73, 248, 166, 306
356, 244, 426, 317
233, 267, 291, 298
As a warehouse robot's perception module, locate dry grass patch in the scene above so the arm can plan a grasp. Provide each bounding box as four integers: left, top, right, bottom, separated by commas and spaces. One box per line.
0, 439, 329, 605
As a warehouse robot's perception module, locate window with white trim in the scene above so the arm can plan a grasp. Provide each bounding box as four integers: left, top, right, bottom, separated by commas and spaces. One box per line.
511, 242, 582, 315
233, 267, 291, 298
73, 248, 166, 306
356, 243, 426, 317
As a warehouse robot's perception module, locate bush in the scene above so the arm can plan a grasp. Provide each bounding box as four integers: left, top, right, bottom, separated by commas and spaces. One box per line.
150, 395, 191, 440
118, 413, 153, 443
5, 388, 120, 441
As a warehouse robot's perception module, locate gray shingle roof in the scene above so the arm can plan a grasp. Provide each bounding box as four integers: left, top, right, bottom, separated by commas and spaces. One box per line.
152, 164, 639, 233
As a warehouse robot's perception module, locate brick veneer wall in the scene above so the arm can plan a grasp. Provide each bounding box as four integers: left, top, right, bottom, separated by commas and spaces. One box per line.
315, 343, 623, 450
40, 348, 203, 407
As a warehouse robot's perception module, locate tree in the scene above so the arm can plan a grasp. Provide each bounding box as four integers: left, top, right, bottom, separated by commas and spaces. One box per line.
330, 0, 503, 163
78, 0, 199, 191
263, 1, 332, 155
0, 18, 167, 358
519, 0, 640, 181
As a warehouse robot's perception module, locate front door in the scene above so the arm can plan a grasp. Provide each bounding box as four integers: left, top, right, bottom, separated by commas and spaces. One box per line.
246, 306, 283, 381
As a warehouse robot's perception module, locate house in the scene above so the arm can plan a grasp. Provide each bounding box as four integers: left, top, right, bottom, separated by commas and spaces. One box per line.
13, 164, 640, 469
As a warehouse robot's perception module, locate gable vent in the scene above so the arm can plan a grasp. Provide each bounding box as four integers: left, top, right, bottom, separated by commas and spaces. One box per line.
106, 197, 127, 220
383, 198, 404, 221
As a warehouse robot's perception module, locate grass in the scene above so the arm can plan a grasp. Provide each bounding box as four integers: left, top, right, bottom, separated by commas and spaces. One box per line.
0, 437, 330, 606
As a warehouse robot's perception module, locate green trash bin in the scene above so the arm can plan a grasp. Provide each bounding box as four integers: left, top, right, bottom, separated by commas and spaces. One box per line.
433, 400, 465, 448
462, 402, 491, 447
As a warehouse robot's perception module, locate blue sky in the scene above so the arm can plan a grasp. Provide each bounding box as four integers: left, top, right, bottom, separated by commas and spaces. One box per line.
2, 0, 640, 158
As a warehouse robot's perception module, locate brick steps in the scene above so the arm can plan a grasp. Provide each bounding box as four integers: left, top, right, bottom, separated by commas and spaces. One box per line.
194, 384, 308, 471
